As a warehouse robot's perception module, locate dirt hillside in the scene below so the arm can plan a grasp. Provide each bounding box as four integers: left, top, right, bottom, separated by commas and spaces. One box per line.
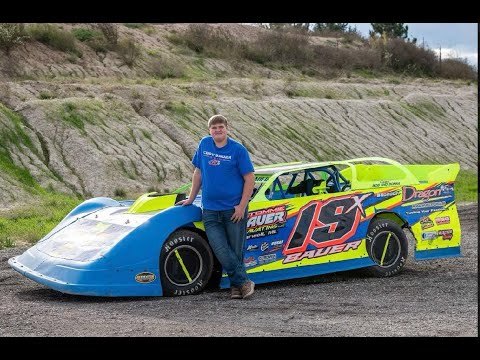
0, 24, 477, 207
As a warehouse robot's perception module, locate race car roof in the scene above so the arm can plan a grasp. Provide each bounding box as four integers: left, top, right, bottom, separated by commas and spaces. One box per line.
254, 162, 328, 175
253, 157, 422, 188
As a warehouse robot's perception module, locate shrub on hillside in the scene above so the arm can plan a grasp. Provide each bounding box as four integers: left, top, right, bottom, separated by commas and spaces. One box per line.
245, 30, 313, 66
116, 38, 141, 67
437, 58, 477, 80
385, 38, 437, 76
27, 24, 79, 55
72, 27, 107, 53
149, 55, 185, 79
159, 24, 478, 81
180, 24, 242, 59
0, 23, 28, 54
313, 45, 381, 70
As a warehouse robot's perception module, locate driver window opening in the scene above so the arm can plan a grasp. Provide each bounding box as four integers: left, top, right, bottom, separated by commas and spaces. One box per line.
263, 166, 352, 201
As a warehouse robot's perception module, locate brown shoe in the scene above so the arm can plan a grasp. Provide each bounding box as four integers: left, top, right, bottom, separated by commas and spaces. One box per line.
231, 287, 242, 299
240, 280, 255, 299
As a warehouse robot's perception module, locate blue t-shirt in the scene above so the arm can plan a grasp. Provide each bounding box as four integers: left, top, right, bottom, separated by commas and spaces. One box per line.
192, 136, 254, 211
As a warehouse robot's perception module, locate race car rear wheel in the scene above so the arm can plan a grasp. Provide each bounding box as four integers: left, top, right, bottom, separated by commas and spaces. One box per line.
160, 229, 213, 296
365, 219, 408, 277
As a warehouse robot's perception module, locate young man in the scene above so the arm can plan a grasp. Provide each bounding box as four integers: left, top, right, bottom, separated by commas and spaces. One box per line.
179, 114, 255, 299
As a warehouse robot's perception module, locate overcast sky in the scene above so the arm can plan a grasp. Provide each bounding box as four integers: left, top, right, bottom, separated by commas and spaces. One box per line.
350, 23, 478, 67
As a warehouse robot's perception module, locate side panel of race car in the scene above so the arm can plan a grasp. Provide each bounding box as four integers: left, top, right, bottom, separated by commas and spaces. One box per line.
219, 176, 461, 288
219, 192, 376, 288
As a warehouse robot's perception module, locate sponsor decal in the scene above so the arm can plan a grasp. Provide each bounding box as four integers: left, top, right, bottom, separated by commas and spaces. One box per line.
266, 245, 283, 253
420, 216, 434, 230
440, 184, 454, 193
372, 180, 401, 188
260, 242, 269, 251
283, 240, 362, 264
411, 201, 446, 210
375, 189, 401, 198
402, 186, 442, 202
421, 231, 437, 240
284, 193, 371, 255
258, 253, 277, 264
135, 272, 156, 283
255, 175, 270, 183
246, 244, 258, 251
406, 207, 447, 215
244, 256, 257, 267
435, 216, 450, 225
245, 260, 257, 267
438, 229, 453, 240
262, 239, 284, 253
247, 205, 287, 239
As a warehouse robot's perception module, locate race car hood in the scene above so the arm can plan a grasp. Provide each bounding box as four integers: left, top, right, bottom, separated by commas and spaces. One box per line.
36, 206, 153, 262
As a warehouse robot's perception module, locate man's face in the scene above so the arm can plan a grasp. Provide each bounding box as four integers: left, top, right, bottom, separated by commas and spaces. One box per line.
209, 123, 228, 143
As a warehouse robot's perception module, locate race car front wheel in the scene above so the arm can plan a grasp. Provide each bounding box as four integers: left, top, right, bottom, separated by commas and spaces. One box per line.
160, 229, 213, 296
365, 219, 408, 277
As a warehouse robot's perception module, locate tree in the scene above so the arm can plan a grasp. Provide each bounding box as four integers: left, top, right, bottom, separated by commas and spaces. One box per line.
370, 23, 408, 39
313, 23, 349, 32
0, 23, 28, 54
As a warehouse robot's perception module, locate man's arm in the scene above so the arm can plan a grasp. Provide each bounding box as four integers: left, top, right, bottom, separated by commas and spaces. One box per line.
178, 168, 202, 205
231, 172, 255, 222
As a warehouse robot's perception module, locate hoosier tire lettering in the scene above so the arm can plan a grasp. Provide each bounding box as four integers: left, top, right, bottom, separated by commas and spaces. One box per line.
366, 219, 408, 277
160, 230, 213, 296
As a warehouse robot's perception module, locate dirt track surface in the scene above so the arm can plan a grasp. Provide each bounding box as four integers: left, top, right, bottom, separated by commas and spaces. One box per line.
0, 203, 477, 337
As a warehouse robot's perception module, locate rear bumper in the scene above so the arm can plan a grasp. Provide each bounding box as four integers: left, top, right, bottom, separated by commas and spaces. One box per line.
414, 246, 461, 260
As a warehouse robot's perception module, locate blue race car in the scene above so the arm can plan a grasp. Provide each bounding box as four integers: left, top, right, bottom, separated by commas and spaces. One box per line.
9, 157, 461, 296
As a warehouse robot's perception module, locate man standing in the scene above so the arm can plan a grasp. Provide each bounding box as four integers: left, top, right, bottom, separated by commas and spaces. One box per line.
179, 115, 255, 299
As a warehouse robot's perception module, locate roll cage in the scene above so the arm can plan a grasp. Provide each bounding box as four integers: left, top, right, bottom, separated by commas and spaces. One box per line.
251, 157, 421, 202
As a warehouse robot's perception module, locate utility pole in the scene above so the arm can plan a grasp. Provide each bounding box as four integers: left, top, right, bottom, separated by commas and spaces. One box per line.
439, 45, 442, 73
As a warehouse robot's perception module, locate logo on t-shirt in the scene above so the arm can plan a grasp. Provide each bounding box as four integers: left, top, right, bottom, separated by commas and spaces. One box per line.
209, 159, 220, 166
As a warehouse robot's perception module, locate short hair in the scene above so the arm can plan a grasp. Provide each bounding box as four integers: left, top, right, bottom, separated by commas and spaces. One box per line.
208, 114, 228, 128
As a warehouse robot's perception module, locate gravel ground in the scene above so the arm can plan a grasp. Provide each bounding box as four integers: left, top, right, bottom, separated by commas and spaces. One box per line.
0, 203, 477, 337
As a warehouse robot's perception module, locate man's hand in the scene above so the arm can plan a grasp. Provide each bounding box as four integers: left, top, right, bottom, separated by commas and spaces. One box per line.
231, 204, 246, 223
176, 198, 194, 206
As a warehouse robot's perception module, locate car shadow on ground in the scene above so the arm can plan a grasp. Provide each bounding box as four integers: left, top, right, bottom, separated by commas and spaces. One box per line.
16, 288, 158, 303
15, 267, 373, 303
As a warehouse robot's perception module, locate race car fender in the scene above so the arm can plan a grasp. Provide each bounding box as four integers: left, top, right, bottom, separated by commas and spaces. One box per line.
103, 204, 203, 267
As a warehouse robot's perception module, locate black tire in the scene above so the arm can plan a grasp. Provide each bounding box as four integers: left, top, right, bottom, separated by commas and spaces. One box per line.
160, 229, 213, 296
365, 219, 408, 277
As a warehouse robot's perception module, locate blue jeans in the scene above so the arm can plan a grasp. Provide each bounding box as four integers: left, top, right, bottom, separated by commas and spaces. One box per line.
202, 208, 249, 288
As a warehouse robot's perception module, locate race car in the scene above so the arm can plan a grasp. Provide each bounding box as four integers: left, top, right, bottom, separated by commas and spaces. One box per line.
9, 157, 461, 297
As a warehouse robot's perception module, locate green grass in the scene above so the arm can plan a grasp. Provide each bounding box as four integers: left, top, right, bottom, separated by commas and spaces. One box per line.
60, 102, 85, 130
0, 192, 83, 249
352, 69, 376, 79
164, 101, 191, 117
0, 104, 42, 191
455, 169, 478, 203
51, 100, 105, 134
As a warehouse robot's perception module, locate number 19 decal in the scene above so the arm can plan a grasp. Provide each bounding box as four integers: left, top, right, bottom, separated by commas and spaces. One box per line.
284, 193, 371, 255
